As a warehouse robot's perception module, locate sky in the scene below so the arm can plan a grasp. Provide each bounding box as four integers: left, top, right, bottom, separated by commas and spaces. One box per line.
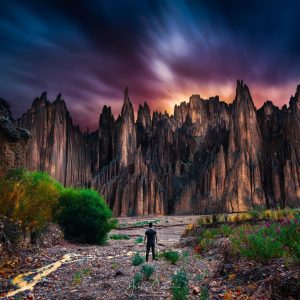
1, 0, 300, 130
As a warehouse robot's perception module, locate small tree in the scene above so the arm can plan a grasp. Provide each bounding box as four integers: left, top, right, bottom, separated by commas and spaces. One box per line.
56, 188, 116, 244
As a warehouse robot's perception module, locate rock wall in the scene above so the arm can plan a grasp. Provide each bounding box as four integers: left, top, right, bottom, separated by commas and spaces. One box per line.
0, 99, 30, 175
17, 93, 91, 186
15, 81, 300, 215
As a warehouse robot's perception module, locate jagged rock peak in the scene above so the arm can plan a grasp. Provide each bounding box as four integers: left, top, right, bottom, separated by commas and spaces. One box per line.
235, 80, 256, 110
144, 101, 150, 109
54, 93, 62, 102
0, 98, 31, 140
236, 80, 251, 101
121, 87, 134, 119
137, 101, 151, 127
124, 86, 130, 104
289, 84, 300, 111
0, 98, 12, 120
102, 105, 113, 116
189, 94, 201, 107
259, 101, 279, 117
99, 105, 115, 127
32, 92, 47, 108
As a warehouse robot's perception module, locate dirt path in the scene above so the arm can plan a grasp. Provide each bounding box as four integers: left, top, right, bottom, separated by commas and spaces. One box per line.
1, 216, 213, 299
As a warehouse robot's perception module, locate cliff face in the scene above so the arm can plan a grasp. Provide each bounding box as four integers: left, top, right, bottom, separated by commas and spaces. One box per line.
15, 81, 300, 215
17, 93, 91, 186
0, 99, 30, 175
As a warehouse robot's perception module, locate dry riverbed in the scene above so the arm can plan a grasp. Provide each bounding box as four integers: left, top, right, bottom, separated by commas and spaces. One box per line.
1, 216, 214, 299
1, 215, 298, 299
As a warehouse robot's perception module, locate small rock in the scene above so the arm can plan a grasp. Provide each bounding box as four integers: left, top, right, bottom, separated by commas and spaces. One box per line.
113, 270, 124, 277
192, 286, 200, 295
27, 292, 35, 300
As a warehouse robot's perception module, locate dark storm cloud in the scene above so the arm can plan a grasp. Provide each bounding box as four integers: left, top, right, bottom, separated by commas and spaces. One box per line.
1, 0, 300, 130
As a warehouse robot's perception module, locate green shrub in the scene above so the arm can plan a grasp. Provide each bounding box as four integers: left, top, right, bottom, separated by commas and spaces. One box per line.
182, 250, 189, 260
109, 234, 130, 240
141, 264, 154, 280
230, 214, 300, 263
56, 188, 116, 244
131, 272, 142, 290
132, 252, 145, 266
171, 269, 189, 300
249, 210, 260, 219
239, 233, 284, 262
0, 169, 61, 232
199, 286, 209, 300
135, 236, 144, 244
202, 228, 220, 239
219, 224, 233, 236
198, 238, 213, 252
163, 250, 180, 265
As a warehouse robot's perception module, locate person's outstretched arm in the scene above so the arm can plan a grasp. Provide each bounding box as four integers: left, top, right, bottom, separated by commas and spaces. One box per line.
155, 233, 158, 244
144, 234, 147, 244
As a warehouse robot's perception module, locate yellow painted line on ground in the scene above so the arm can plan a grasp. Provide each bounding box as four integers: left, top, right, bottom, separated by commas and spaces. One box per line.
5, 253, 80, 297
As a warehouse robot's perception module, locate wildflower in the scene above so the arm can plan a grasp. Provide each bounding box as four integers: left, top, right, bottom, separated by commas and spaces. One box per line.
265, 222, 270, 228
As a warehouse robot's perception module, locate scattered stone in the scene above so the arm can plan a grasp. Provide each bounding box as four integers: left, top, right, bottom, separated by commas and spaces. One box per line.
192, 286, 200, 295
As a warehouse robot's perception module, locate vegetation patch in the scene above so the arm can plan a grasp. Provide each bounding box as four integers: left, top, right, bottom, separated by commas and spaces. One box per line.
171, 269, 189, 300
72, 268, 91, 285
55, 188, 117, 245
0, 169, 62, 235
131, 272, 142, 290
135, 236, 144, 244
109, 234, 130, 240
162, 250, 180, 265
196, 211, 300, 263
199, 286, 209, 300
118, 219, 160, 228
132, 252, 145, 266
0, 169, 117, 246
140, 264, 154, 280
197, 208, 299, 225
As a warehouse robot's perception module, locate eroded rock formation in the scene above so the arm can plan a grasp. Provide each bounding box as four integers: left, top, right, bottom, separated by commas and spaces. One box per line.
0, 99, 30, 174
13, 81, 300, 215
16, 93, 91, 186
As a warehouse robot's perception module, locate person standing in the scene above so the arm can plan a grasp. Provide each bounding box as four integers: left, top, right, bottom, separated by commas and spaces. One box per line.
144, 222, 157, 262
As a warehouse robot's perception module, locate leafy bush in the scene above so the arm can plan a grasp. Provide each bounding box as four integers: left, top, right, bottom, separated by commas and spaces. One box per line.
131, 272, 142, 290
0, 169, 61, 232
109, 234, 130, 240
132, 252, 145, 266
163, 250, 180, 265
171, 269, 189, 300
141, 264, 154, 280
56, 188, 116, 244
135, 236, 144, 244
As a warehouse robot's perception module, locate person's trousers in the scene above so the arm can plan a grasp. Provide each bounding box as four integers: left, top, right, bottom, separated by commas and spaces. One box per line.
146, 244, 155, 261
